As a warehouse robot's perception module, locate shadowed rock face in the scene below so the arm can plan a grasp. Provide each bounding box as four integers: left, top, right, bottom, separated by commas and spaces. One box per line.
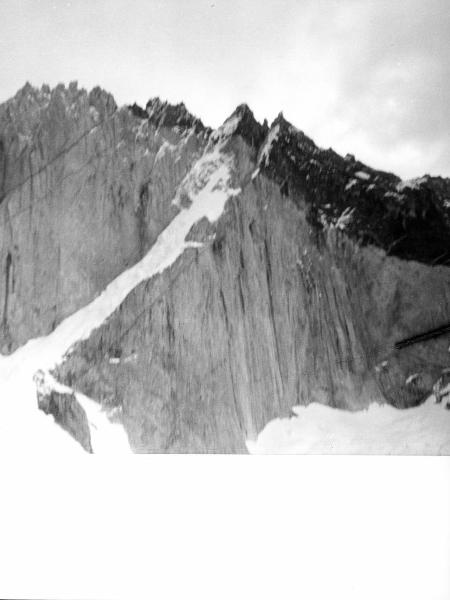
229, 104, 269, 149
1, 83, 450, 452
262, 114, 450, 266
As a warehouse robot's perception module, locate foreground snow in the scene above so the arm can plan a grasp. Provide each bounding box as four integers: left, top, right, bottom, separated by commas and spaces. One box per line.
247, 397, 450, 455
0, 142, 239, 453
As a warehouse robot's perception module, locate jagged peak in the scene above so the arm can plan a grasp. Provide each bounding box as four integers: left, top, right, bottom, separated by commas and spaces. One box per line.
210, 108, 244, 141
250, 108, 450, 266
270, 112, 314, 145
143, 96, 205, 132
211, 102, 267, 149
2, 81, 117, 119
0, 82, 119, 148
18, 81, 34, 95
256, 111, 318, 170
128, 102, 148, 120
270, 111, 292, 131
146, 96, 175, 113
8, 81, 51, 109
231, 103, 254, 120
87, 85, 117, 113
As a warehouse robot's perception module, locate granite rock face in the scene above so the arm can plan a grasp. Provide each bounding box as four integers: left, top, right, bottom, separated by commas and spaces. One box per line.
1, 83, 450, 452
0, 82, 207, 352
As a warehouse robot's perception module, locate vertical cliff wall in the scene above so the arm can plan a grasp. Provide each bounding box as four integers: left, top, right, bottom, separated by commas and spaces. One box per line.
54, 134, 450, 452
0, 83, 207, 352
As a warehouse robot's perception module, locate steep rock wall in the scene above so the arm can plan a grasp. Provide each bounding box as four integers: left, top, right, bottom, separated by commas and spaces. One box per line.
0, 83, 206, 352
54, 137, 450, 452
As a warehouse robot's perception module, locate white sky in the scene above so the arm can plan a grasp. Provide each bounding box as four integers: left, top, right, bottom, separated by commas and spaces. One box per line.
0, 0, 449, 178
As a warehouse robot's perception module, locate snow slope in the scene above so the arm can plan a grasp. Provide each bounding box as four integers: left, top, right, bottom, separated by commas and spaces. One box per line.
0, 142, 239, 453
247, 396, 450, 455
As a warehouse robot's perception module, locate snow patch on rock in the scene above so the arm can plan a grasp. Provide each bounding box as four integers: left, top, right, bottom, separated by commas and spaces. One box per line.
155, 140, 176, 162
259, 124, 280, 166
210, 113, 241, 142
334, 207, 355, 230
354, 170, 371, 181
405, 373, 420, 385
247, 396, 450, 454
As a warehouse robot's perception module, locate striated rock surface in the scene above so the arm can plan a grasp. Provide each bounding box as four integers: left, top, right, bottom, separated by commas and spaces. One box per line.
1, 83, 450, 452
0, 82, 207, 352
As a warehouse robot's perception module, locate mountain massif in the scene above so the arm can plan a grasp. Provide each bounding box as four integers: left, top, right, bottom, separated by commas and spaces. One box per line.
0, 82, 449, 453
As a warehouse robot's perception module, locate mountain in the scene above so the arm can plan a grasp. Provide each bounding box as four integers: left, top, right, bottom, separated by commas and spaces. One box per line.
0, 82, 449, 453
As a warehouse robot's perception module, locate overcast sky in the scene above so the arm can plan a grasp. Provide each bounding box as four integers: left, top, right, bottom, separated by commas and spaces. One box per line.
0, 0, 449, 178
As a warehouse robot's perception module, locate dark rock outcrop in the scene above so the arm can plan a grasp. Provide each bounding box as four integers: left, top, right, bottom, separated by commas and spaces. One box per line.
128, 103, 148, 120
228, 104, 268, 150
261, 115, 450, 266
35, 371, 92, 452
145, 97, 206, 133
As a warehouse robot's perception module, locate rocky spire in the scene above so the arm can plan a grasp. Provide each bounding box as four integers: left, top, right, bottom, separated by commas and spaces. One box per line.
227, 103, 268, 149
144, 97, 206, 132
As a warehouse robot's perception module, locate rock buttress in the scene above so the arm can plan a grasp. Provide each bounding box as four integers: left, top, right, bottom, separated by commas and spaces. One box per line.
53, 135, 450, 451
0, 83, 207, 352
